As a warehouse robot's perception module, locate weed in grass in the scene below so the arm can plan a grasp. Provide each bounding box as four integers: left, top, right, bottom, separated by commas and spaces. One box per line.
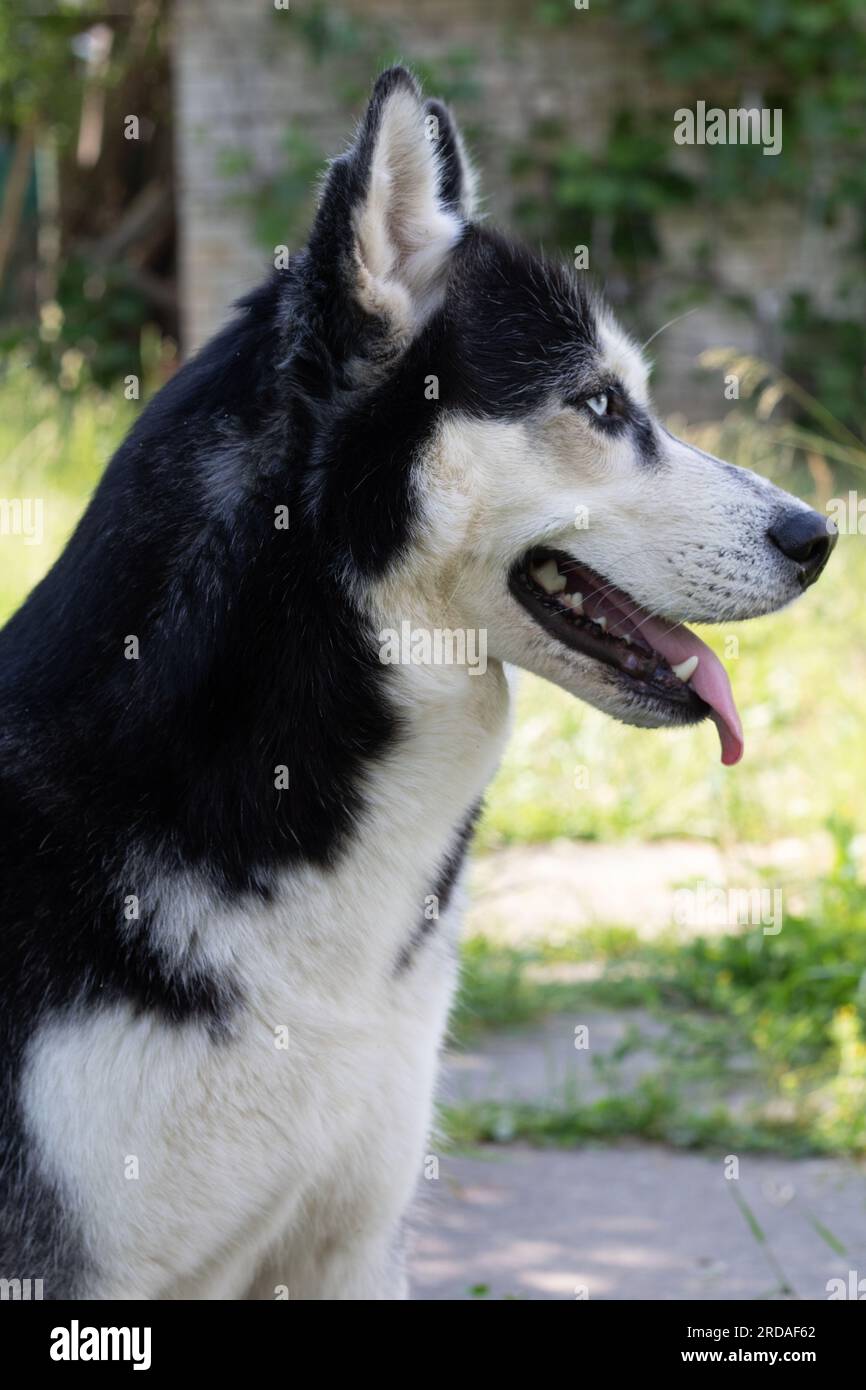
728, 1185, 795, 1299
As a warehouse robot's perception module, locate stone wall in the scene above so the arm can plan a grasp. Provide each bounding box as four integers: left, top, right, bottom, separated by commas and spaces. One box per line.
171, 0, 854, 417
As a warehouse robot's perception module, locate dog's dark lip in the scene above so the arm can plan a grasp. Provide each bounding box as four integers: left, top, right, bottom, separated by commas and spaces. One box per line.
508, 546, 709, 714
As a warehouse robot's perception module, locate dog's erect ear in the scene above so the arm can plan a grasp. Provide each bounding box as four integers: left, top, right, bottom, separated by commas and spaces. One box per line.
424, 97, 478, 222
308, 67, 475, 341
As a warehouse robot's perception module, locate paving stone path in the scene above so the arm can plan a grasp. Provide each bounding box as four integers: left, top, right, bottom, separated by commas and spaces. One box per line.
408, 1140, 865, 1301
407, 841, 864, 1301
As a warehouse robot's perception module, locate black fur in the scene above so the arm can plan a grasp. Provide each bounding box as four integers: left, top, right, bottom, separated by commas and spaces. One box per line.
425, 98, 467, 213
0, 66, 601, 1295
630, 405, 661, 466
396, 799, 484, 974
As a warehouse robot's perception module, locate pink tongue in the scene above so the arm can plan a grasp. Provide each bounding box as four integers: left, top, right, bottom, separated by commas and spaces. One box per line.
636, 614, 744, 766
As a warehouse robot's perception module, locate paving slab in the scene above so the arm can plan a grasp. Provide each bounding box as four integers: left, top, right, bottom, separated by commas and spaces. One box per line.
444, 1011, 674, 1108
443, 1011, 764, 1113
408, 1145, 866, 1301
465, 837, 833, 943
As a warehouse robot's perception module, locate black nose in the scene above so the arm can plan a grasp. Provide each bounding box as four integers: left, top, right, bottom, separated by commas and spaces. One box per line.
768, 507, 837, 588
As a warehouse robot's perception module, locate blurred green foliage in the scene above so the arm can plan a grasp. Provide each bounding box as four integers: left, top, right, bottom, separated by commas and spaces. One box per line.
222, 3, 483, 251
3, 0, 863, 431
0, 1, 170, 387
0, 349, 140, 616
0, 2, 94, 135
510, 109, 695, 280
783, 297, 866, 442
8, 257, 153, 384
221, 0, 865, 444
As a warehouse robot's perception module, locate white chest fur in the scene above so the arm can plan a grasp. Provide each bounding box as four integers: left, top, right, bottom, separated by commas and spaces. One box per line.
23, 663, 512, 1298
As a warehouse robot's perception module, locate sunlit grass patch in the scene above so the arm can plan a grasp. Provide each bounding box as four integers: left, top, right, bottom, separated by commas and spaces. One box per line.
0, 353, 141, 622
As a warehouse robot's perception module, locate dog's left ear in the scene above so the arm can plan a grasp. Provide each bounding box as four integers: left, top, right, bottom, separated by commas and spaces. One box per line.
308, 67, 475, 343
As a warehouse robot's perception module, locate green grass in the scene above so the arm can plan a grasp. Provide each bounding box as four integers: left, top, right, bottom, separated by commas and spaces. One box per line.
443, 1088, 821, 1156
0, 352, 141, 620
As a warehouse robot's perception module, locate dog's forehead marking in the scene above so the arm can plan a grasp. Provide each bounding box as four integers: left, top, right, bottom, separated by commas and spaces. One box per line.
598, 314, 650, 405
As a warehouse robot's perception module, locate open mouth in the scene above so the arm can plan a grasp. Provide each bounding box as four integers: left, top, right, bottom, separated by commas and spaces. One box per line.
509, 547, 744, 765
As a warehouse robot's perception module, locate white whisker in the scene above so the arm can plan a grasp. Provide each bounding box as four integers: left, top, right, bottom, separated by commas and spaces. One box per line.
642, 307, 699, 352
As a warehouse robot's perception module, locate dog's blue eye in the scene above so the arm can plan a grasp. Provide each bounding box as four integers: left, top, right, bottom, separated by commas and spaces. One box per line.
587, 393, 609, 418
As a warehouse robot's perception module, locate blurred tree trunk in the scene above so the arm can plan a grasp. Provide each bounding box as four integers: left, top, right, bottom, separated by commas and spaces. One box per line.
0, 123, 35, 290
35, 131, 61, 305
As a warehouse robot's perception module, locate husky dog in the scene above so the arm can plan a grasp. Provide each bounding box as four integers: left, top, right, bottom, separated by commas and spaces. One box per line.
0, 68, 834, 1300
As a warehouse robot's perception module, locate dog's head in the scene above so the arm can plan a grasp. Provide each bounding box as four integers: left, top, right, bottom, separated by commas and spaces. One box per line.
299, 68, 835, 764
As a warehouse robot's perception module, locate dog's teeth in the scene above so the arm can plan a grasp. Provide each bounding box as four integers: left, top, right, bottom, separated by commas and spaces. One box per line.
532, 560, 567, 594
595, 615, 607, 632
623, 633, 633, 645
561, 591, 583, 612
672, 655, 699, 682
